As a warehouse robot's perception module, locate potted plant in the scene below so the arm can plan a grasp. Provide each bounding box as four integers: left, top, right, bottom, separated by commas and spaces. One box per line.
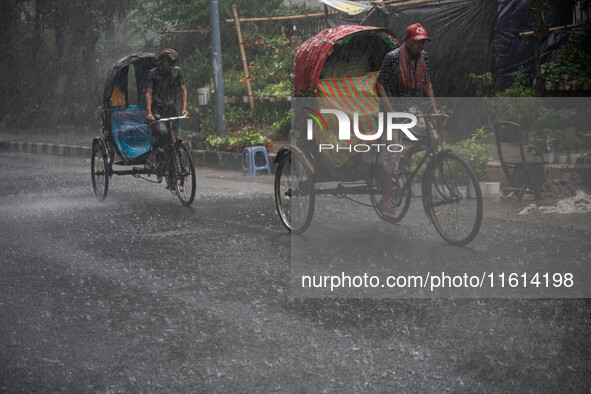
550, 130, 568, 163
541, 133, 556, 163
526, 137, 545, 162
555, 139, 568, 163
233, 126, 272, 152
562, 136, 585, 163
264, 140, 273, 152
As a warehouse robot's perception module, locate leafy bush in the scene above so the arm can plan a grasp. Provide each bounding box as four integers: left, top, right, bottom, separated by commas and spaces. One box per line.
199, 106, 217, 135
205, 126, 270, 151
223, 70, 249, 97
205, 134, 224, 150
526, 137, 546, 156
252, 101, 290, 127
410, 151, 426, 182
494, 71, 535, 97
450, 127, 493, 180
468, 72, 493, 97
535, 107, 576, 129
268, 109, 292, 140
560, 136, 585, 152
260, 79, 292, 97
193, 130, 210, 142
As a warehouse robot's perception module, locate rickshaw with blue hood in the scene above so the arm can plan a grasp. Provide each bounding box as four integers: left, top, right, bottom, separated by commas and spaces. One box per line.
91, 51, 196, 206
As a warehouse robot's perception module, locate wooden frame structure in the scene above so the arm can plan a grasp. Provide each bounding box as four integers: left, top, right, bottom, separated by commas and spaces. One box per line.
494, 121, 545, 202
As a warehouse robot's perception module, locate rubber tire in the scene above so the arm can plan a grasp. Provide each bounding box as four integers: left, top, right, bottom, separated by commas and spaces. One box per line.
274, 152, 315, 233
173, 143, 196, 206
91, 140, 109, 201
423, 152, 483, 245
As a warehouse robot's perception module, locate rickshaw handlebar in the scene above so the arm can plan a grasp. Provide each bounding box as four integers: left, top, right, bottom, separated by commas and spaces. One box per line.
149, 114, 189, 124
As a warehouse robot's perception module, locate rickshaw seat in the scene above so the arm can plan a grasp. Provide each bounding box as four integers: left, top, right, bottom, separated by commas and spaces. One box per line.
111, 105, 152, 159
317, 71, 379, 98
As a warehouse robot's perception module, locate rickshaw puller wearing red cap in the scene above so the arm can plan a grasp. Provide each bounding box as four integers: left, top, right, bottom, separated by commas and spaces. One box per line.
375, 23, 438, 219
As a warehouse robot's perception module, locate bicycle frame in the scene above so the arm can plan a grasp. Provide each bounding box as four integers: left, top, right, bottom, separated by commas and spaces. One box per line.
310, 109, 445, 196
274, 103, 483, 243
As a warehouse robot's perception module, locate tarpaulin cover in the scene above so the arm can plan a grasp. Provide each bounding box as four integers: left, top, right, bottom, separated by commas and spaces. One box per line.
102, 53, 155, 108
319, 0, 373, 16
111, 106, 151, 160
294, 25, 398, 95
362, 0, 575, 94
101, 53, 155, 161
362, 0, 497, 97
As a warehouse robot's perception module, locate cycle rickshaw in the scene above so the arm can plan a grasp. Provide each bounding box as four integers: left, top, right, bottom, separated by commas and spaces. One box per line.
91, 53, 196, 206
274, 26, 483, 245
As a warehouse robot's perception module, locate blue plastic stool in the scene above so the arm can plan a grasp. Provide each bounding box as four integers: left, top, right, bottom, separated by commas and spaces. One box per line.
242, 146, 271, 176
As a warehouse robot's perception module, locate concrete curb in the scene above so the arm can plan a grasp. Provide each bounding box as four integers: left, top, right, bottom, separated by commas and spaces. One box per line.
5, 141, 92, 159
486, 160, 588, 184
2, 140, 278, 173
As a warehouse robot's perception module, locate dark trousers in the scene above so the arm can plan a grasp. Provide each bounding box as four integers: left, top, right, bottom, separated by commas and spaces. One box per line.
151, 121, 169, 149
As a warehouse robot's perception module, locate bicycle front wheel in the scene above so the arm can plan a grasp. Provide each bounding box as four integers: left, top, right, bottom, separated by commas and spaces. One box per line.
274, 151, 315, 233
173, 144, 196, 206
423, 152, 483, 245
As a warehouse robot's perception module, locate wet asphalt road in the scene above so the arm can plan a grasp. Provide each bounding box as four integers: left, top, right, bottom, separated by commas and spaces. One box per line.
0, 151, 590, 392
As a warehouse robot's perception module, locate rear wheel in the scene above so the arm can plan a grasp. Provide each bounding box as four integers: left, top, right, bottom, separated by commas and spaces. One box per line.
91, 140, 109, 201
172, 144, 196, 206
274, 152, 315, 233
423, 152, 483, 245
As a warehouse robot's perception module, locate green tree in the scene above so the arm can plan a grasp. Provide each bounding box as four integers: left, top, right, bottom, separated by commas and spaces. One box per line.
0, 0, 136, 127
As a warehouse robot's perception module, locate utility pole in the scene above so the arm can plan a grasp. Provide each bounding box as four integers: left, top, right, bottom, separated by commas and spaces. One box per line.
210, 0, 226, 136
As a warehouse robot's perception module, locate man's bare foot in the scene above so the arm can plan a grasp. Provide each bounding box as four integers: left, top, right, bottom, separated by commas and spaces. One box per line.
376, 200, 397, 219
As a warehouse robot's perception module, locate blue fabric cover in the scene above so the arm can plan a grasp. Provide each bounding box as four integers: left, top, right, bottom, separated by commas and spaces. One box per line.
111, 105, 151, 159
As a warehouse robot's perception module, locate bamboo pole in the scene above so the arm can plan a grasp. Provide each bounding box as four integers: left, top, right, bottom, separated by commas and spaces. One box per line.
232, 4, 254, 111
224, 11, 333, 23
519, 23, 582, 37
158, 29, 208, 34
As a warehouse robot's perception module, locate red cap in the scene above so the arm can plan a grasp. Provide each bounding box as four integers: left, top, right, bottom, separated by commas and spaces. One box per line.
405, 23, 430, 41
